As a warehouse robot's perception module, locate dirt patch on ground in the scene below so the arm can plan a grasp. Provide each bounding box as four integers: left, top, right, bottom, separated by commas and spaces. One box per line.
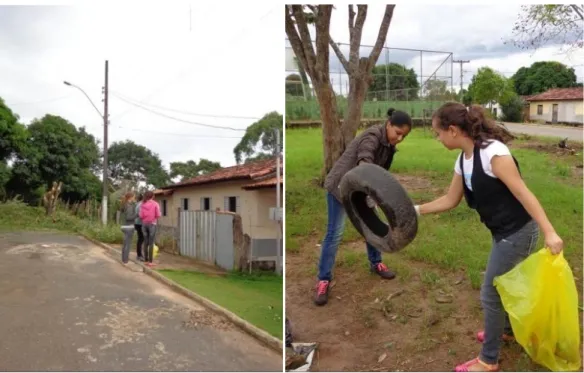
183, 309, 233, 331
285, 238, 554, 372
394, 174, 433, 191
514, 141, 583, 156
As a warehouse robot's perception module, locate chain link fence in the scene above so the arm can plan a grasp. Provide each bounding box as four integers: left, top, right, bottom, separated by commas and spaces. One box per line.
285, 40, 455, 121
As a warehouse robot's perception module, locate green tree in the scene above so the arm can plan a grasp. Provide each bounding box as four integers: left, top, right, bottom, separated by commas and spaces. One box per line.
507, 5, 583, 53
107, 140, 169, 189
425, 80, 448, 100
233, 111, 282, 164
511, 61, 579, 96
501, 95, 525, 123
468, 67, 514, 108
286, 74, 304, 97
0, 97, 27, 197
286, 5, 396, 177
169, 159, 221, 182
0, 97, 27, 161
368, 63, 419, 100
7, 115, 101, 203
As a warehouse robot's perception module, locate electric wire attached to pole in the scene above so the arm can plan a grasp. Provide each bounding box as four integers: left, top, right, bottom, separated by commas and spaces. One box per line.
453, 59, 470, 95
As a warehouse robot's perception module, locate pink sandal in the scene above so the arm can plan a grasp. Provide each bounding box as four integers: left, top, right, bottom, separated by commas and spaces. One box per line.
476, 331, 515, 343
455, 357, 499, 372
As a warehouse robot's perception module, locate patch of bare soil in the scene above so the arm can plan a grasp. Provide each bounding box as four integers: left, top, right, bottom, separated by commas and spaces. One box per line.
182, 309, 232, 331
285, 238, 552, 372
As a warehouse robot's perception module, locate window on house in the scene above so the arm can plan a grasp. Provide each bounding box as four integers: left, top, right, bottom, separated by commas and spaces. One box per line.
224, 196, 239, 213
537, 105, 543, 115
200, 197, 211, 211
181, 198, 189, 211
162, 199, 167, 216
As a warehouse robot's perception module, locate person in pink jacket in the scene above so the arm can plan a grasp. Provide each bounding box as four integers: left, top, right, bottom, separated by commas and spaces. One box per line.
139, 191, 161, 266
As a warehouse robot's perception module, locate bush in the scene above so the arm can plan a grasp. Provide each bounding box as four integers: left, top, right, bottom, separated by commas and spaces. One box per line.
501, 96, 524, 123
0, 199, 123, 243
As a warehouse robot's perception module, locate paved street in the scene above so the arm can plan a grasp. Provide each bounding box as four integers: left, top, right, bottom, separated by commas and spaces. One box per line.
502, 122, 583, 142
0, 232, 281, 371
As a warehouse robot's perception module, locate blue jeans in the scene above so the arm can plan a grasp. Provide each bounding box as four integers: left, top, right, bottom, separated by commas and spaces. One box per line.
480, 219, 539, 364
317, 192, 382, 281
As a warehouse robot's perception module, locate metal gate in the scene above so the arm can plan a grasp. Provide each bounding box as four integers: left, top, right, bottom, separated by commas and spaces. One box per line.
179, 210, 234, 270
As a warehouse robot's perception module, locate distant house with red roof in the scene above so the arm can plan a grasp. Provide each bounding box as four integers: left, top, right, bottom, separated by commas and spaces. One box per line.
153, 158, 282, 261
526, 87, 583, 125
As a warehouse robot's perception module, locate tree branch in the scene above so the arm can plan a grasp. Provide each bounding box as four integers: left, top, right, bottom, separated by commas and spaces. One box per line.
285, 5, 315, 78
367, 5, 395, 71
314, 5, 333, 79
291, 5, 317, 75
571, 4, 584, 20
348, 5, 356, 42
349, 5, 368, 72
329, 38, 350, 73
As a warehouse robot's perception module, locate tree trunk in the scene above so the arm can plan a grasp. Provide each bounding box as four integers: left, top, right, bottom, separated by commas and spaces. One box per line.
342, 71, 370, 147
314, 80, 344, 178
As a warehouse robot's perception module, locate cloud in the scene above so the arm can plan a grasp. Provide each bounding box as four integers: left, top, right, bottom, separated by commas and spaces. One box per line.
0, 3, 283, 169
286, 4, 583, 93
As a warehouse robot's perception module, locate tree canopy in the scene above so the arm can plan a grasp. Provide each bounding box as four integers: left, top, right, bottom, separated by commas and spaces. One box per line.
233, 111, 282, 164
107, 140, 169, 189
511, 61, 579, 96
368, 63, 419, 100
169, 159, 221, 182
507, 5, 583, 54
7, 114, 101, 203
468, 67, 515, 107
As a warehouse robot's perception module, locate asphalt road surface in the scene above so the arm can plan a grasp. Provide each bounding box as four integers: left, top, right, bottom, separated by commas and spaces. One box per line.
0, 232, 281, 371
502, 122, 583, 142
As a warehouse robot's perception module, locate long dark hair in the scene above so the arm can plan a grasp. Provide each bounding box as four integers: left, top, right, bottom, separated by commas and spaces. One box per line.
387, 107, 412, 129
433, 102, 514, 148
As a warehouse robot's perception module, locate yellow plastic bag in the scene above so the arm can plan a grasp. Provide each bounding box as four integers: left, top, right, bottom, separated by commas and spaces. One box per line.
153, 244, 159, 259
494, 248, 581, 371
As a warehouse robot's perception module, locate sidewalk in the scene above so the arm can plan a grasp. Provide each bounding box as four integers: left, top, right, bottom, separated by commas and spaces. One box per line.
110, 244, 226, 275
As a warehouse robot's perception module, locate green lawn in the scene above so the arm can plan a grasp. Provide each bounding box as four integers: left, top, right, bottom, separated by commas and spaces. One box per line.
285, 128, 583, 289
158, 270, 283, 338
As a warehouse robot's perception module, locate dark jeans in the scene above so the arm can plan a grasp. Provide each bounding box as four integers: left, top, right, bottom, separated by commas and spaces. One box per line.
134, 224, 144, 257
121, 226, 134, 264
317, 192, 382, 281
480, 219, 539, 364
142, 224, 157, 263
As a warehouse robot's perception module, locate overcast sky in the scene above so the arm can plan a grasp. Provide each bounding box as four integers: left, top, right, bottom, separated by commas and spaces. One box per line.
285, 4, 584, 94
0, 2, 282, 170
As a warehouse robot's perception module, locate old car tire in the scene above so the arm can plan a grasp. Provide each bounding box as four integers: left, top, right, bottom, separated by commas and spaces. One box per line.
339, 163, 418, 253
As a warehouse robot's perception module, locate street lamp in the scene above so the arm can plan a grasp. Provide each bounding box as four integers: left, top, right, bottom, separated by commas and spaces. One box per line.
63, 79, 109, 226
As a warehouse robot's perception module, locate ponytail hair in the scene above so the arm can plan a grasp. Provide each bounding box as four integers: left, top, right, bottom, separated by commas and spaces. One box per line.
386, 107, 412, 129
433, 102, 514, 148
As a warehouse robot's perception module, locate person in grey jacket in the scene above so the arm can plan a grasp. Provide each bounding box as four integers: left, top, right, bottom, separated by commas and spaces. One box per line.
120, 192, 138, 265
315, 108, 413, 306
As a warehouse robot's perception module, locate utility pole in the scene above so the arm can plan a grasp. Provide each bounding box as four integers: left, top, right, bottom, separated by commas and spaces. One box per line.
453, 59, 470, 96
275, 128, 281, 275
102, 60, 109, 225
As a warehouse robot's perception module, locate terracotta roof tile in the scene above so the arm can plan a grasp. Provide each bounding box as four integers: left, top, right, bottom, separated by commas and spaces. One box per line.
153, 189, 173, 196
163, 158, 282, 189
526, 87, 583, 101
242, 176, 283, 190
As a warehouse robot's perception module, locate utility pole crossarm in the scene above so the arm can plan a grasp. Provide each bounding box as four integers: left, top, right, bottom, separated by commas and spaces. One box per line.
453, 59, 470, 98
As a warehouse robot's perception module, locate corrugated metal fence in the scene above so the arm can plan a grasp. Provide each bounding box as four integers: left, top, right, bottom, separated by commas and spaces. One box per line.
179, 210, 235, 270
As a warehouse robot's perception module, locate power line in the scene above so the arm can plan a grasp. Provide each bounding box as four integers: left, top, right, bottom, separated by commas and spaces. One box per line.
114, 124, 243, 139
112, 94, 247, 131
110, 91, 261, 120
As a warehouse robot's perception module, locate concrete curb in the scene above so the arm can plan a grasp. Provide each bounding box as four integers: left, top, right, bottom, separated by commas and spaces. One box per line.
81, 235, 283, 355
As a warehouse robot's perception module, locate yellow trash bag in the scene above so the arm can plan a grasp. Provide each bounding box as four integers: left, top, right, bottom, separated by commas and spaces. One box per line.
494, 248, 581, 371
153, 244, 159, 259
